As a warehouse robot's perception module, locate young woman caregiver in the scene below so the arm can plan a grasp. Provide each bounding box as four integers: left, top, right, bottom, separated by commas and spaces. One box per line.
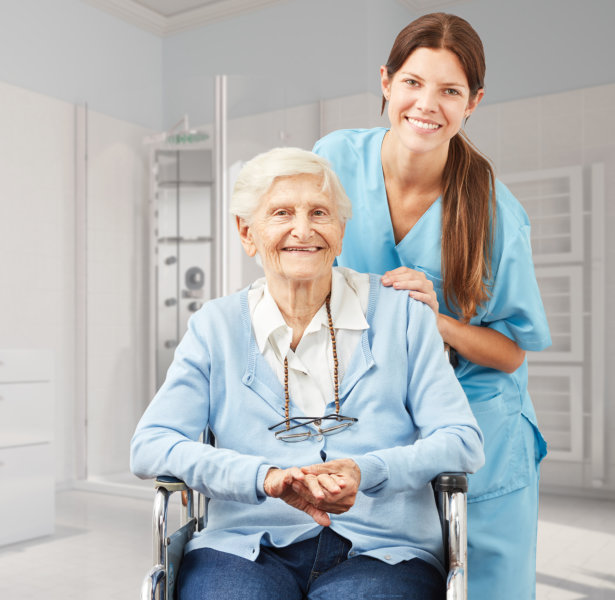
313, 12, 551, 600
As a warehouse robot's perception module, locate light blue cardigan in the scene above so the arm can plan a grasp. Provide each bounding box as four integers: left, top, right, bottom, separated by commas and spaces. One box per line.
131, 271, 484, 575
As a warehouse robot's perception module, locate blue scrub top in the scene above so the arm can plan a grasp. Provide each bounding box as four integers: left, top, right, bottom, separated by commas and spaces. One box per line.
314, 128, 552, 502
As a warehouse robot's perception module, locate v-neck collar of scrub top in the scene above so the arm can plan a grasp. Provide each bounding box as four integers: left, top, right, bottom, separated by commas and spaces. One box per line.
375, 129, 444, 276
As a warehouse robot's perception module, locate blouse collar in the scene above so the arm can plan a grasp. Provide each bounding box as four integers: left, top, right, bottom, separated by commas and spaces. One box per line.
249, 267, 369, 358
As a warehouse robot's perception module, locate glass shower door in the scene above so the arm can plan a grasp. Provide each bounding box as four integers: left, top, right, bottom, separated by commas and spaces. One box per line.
79, 104, 154, 491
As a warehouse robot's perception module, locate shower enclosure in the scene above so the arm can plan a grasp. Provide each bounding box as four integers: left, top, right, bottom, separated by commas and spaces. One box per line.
148, 131, 214, 389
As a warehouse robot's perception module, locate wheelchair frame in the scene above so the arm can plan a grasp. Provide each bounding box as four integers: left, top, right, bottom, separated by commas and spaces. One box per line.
140, 472, 468, 600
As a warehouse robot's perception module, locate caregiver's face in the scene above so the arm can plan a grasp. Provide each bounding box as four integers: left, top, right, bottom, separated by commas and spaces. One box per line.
381, 47, 483, 156
238, 174, 344, 286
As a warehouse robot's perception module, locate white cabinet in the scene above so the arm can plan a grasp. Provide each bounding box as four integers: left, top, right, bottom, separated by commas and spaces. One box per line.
0, 350, 54, 546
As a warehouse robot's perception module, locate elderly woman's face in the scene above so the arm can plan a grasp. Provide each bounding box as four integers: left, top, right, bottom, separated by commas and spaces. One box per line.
238, 174, 345, 286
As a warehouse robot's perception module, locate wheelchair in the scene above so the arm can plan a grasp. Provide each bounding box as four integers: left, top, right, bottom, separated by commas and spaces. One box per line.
140, 471, 468, 600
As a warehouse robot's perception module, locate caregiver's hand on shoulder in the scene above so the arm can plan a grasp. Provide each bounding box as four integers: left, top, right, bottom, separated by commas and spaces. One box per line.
263, 466, 331, 526
381, 267, 439, 315
295, 458, 361, 514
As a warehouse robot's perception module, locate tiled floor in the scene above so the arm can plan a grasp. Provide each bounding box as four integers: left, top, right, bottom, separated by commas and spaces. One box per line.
0, 488, 614, 599
536, 495, 615, 599
0, 489, 153, 600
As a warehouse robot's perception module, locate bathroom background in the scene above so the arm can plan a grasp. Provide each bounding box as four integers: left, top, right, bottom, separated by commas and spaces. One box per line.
0, 0, 614, 525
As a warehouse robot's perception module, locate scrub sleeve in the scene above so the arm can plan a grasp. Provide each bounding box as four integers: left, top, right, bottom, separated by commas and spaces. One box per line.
314, 128, 551, 600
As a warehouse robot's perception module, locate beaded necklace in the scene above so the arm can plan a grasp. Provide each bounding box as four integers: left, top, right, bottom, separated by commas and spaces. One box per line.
282, 294, 338, 429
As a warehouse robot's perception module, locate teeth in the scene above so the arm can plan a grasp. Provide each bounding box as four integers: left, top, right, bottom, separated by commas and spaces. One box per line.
285, 247, 318, 252
408, 118, 440, 130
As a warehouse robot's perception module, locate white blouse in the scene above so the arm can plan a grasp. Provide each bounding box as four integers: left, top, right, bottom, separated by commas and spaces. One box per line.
248, 267, 370, 417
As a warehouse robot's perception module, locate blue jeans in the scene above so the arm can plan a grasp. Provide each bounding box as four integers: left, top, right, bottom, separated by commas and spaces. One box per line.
177, 527, 444, 600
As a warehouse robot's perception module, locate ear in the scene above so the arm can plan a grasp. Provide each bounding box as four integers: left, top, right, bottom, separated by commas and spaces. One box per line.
465, 88, 485, 118
380, 65, 391, 101
236, 216, 257, 257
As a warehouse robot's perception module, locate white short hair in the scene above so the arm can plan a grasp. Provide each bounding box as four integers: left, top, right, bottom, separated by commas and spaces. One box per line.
230, 147, 352, 224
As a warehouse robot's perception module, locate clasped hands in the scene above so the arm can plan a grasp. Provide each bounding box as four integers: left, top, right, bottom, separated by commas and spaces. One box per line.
263, 458, 361, 527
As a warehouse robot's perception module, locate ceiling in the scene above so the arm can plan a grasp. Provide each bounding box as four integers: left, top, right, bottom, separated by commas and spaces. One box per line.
81, 0, 289, 35
82, 0, 470, 36
132, 0, 230, 18
398, 0, 469, 10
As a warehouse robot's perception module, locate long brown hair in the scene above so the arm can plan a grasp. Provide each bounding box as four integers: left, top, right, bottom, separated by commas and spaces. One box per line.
382, 13, 495, 322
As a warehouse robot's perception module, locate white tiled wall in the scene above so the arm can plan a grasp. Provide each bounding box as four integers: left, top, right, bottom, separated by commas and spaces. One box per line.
319, 92, 389, 136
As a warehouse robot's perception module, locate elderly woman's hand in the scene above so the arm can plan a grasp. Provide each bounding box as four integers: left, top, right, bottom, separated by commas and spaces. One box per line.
293, 458, 361, 514
263, 466, 332, 526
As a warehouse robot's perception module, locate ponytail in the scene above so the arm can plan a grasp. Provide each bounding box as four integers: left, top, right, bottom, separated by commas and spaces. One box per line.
441, 131, 495, 321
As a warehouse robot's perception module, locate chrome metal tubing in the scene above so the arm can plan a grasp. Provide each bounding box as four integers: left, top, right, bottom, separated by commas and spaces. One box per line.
197, 490, 206, 531
445, 490, 467, 600
447, 565, 466, 600
152, 488, 171, 599
181, 488, 194, 526
214, 74, 228, 298
140, 565, 165, 600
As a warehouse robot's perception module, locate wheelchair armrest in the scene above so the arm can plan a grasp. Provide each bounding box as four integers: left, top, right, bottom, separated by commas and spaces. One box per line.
155, 476, 189, 493
433, 472, 467, 493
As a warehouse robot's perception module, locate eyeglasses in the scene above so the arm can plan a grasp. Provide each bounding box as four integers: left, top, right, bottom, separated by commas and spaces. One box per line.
268, 414, 358, 442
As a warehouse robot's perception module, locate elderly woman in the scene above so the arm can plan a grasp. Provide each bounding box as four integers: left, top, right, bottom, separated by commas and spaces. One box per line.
130, 147, 484, 600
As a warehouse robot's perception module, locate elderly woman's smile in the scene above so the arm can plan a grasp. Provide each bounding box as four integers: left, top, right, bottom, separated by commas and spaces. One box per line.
283, 246, 321, 252
239, 173, 345, 288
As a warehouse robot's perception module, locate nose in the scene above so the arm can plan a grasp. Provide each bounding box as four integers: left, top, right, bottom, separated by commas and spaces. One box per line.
291, 213, 312, 240
416, 86, 438, 113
